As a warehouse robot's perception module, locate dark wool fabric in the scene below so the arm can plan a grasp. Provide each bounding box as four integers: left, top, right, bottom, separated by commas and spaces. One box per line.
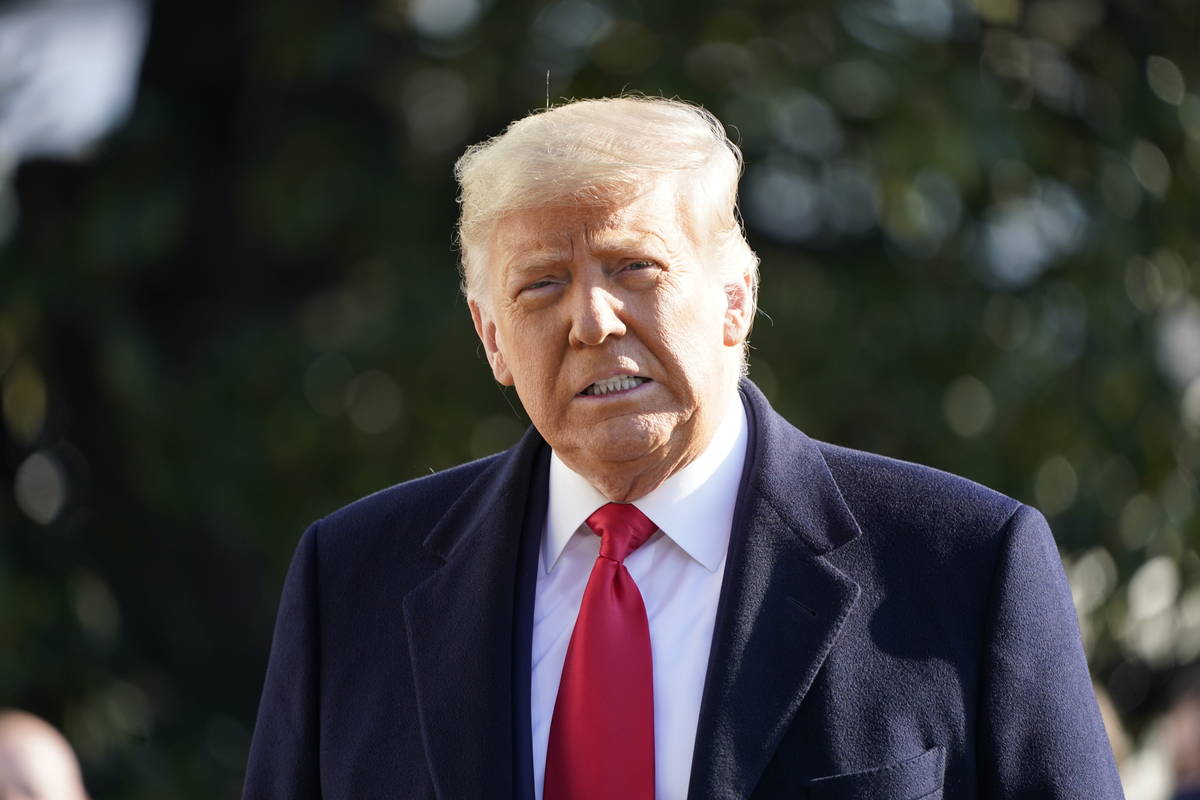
244, 380, 1125, 800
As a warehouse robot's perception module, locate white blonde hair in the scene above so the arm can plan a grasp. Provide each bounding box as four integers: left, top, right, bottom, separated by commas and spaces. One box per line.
453, 96, 759, 312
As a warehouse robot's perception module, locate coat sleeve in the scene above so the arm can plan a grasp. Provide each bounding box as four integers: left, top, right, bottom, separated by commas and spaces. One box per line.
244, 521, 323, 800
977, 504, 1125, 798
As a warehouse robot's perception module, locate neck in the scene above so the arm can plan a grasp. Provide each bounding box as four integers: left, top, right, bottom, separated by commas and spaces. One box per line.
571, 450, 698, 503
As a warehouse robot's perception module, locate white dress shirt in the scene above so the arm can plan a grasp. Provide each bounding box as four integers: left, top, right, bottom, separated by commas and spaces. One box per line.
531, 393, 749, 800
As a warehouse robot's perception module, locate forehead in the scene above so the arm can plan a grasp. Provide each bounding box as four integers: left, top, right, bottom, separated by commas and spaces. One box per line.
488, 180, 694, 268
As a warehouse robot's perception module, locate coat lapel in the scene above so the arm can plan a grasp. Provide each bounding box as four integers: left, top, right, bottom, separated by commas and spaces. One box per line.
688, 381, 863, 800
402, 426, 547, 800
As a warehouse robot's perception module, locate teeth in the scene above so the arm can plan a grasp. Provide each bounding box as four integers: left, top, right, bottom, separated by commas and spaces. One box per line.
584, 376, 647, 396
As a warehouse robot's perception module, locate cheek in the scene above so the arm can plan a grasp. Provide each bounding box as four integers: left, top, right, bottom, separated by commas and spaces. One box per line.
499, 312, 564, 387
495, 310, 533, 361
675, 285, 730, 340
652, 294, 728, 376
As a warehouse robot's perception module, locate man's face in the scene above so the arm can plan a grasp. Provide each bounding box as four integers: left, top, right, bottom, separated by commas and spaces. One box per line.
469, 179, 752, 494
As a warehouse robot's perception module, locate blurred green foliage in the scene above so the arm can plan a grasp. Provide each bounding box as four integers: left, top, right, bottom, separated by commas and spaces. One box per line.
1, 0, 1198, 796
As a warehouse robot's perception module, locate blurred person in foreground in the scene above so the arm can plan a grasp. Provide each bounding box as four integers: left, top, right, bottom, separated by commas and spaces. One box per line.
1168, 674, 1200, 800
0, 711, 89, 800
244, 96, 1123, 799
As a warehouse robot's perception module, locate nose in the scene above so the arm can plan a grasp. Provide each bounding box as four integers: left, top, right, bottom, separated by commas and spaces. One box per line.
568, 284, 627, 348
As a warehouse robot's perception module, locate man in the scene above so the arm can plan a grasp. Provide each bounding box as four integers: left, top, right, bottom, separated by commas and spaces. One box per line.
244, 96, 1124, 799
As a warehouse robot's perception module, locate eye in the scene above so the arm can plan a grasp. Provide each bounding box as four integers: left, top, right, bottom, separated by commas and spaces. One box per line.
517, 276, 563, 297
623, 259, 659, 273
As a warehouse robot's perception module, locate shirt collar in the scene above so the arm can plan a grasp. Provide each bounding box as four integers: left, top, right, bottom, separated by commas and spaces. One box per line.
544, 390, 748, 574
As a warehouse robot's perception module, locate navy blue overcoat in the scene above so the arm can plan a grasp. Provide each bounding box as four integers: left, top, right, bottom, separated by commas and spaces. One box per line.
244, 380, 1124, 799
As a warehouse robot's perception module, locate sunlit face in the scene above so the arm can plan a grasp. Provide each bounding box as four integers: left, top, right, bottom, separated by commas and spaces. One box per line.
469, 179, 753, 496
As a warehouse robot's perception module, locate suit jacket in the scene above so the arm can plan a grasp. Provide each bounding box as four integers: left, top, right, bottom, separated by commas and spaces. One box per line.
244, 380, 1124, 799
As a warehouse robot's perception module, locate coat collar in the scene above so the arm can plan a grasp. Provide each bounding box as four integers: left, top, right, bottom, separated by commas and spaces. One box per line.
735, 378, 862, 556
402, 423, 548, 800
687, 379, 863, 800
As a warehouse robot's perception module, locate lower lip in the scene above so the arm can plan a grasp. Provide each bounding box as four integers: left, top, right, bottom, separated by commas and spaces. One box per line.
577, 380, 652, 400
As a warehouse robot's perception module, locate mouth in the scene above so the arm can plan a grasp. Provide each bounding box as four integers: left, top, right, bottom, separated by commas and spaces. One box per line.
578, 375, 652, 398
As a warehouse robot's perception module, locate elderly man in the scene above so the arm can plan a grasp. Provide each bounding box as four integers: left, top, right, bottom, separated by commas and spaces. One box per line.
244, 97, 1124, 799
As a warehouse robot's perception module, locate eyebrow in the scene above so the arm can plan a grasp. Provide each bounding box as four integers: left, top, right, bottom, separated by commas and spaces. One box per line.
585, 228, 671, 257
499, 226, 673, 281
499, 250, 573, 293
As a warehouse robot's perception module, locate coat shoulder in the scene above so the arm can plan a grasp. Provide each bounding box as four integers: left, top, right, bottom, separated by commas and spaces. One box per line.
312, 453, 504, 558
815, 440, 1026, 549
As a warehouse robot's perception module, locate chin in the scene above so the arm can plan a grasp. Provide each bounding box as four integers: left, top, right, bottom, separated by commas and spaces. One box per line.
574, 413, 679, 463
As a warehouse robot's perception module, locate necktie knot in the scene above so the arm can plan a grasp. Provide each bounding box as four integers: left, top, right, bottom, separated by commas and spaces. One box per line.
586, 503, 657, 564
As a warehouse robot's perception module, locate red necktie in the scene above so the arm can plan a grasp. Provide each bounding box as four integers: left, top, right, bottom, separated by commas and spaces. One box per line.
544, 503, 658, 800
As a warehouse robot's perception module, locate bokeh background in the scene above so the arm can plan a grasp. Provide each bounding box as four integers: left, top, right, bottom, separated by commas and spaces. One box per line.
2, 0, 1198, 796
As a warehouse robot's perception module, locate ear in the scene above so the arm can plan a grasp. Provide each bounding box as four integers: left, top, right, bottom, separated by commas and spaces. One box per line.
469, 299, 514, 386
722, 270, 754, 348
